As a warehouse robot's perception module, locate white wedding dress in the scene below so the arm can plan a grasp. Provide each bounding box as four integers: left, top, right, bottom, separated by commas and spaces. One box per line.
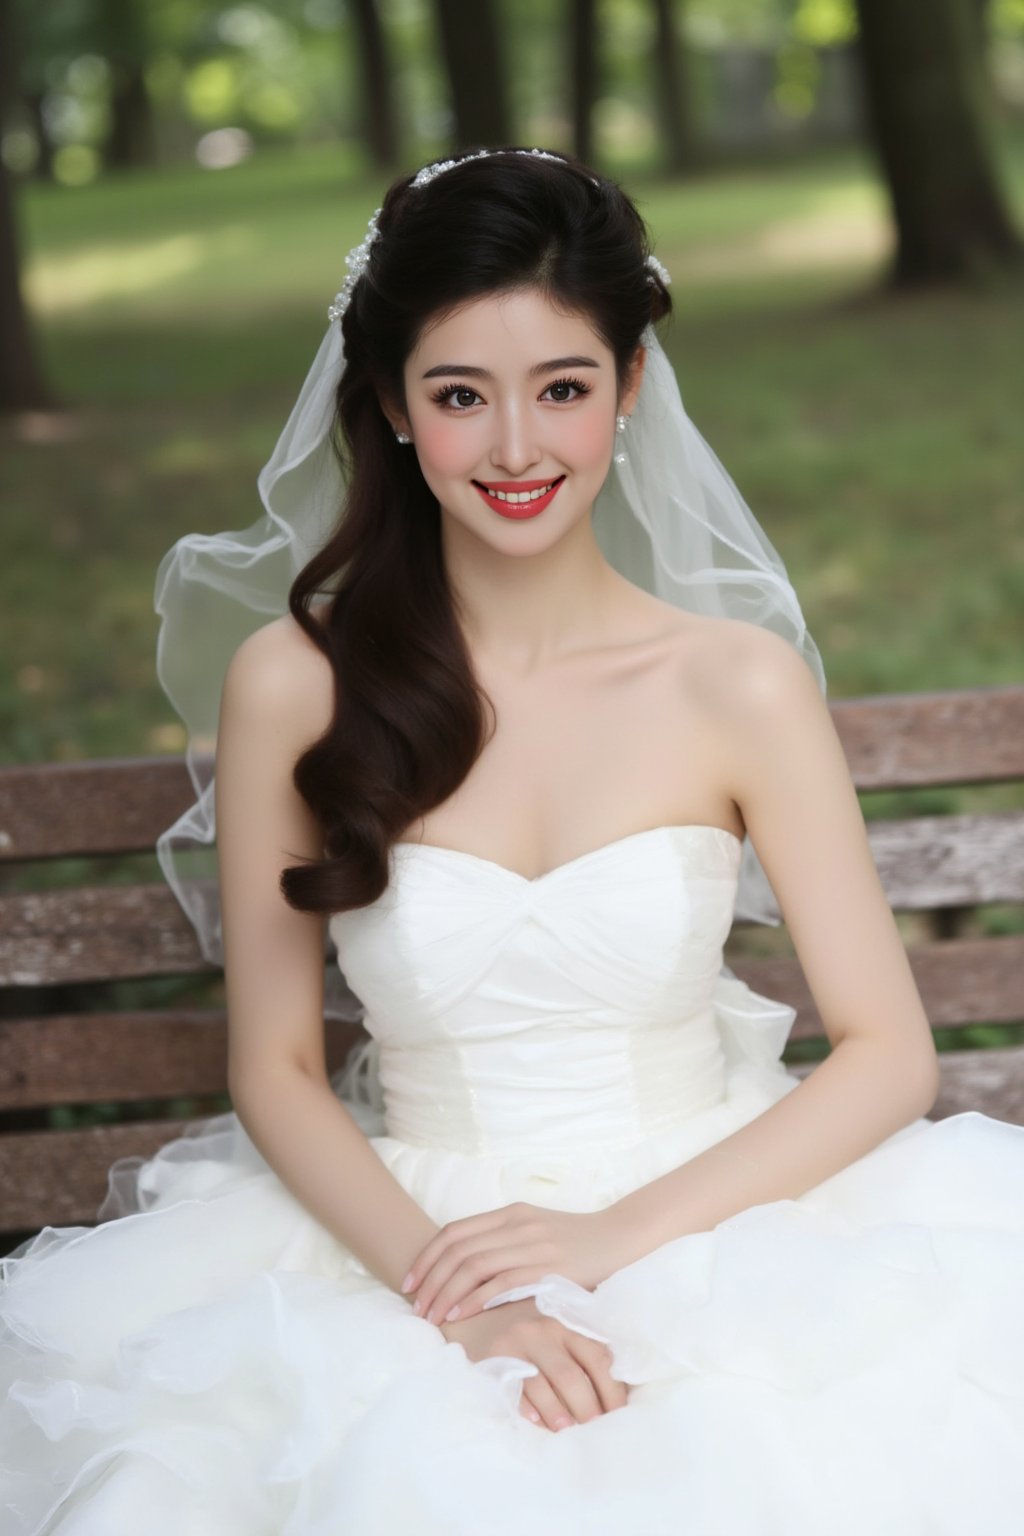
2, 822, 1023, 1534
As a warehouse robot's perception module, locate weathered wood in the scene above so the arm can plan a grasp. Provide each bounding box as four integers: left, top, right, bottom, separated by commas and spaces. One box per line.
0, 1118, 198, 1231
787, 1044, 1024, 1127
0, 755, 209, 861
0, 883, 216, 985
0, 1011, 366, 1111
829, 686, 1024, 789
866, 812, 1024, 908
1, 687, 1020, 862
730, 934, 1024, 1037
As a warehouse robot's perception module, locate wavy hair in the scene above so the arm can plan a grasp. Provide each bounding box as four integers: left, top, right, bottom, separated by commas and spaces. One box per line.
280, 146, 672, 915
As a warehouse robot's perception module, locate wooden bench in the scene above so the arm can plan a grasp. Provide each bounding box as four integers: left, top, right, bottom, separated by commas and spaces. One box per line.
2, 684, 1022, 1255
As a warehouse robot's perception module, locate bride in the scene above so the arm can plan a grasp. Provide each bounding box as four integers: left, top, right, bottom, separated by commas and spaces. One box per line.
3, 146, 1022, 1534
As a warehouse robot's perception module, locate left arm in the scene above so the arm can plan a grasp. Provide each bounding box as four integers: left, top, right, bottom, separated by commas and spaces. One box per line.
610, 626, 941, 1263
404, 629, 941, 1322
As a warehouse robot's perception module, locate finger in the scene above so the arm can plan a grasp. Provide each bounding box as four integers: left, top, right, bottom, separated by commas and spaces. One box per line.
449, 1267, 545, 1323
521, 1372, 577, 1433
401, 1209, 515, 1294
538, 1347, 604, 1428
567, 1334, 628, 1413
423, 1246, 541, 1324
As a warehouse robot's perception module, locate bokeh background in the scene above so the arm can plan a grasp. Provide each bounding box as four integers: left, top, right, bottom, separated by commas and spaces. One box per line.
1, 0, 1022, 1134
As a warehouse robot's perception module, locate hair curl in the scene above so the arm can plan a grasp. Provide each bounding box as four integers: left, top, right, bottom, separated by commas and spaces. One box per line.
280, 146, 672, 916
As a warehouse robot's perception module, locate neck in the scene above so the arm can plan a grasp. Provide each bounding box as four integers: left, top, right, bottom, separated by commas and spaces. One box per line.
441, 508, 620, 676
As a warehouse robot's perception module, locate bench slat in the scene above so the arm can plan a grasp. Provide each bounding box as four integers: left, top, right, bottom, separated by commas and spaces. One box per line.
732, 934, 1024, 1036
829, 686, 1024, 789
1, 688, 1021, 861
3, 813, 1020, 987
0, 1012, 364, 1110
787, 1045, 1024, 1125
0, 757, 205, 861
5, 1042, 1023, 1232
2, 935, 1020, 1111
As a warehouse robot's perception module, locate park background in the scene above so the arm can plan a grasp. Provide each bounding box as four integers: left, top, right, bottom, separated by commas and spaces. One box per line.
1, 0, 1022, 1152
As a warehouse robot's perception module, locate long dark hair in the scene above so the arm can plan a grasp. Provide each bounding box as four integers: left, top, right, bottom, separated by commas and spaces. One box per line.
281, 146, 672, 915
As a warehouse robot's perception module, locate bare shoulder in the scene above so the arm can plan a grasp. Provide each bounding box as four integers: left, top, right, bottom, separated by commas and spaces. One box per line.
675, 612, 824, 725
221, 604, 335, 747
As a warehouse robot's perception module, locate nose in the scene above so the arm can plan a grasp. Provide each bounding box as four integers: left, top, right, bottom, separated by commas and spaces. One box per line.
489, 399, 542, 477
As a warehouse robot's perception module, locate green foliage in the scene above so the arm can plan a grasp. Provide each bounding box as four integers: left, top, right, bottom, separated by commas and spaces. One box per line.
3, 133, 1023, 771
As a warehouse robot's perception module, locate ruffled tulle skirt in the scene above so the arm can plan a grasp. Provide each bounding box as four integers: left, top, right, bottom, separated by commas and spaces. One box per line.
3, 973, 1024, 1535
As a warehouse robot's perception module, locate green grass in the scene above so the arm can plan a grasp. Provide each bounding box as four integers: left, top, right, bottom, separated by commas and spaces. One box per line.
3, 133, 1023, 768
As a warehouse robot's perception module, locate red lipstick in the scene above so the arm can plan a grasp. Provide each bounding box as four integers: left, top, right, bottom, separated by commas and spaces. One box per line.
472, 475, 565, 520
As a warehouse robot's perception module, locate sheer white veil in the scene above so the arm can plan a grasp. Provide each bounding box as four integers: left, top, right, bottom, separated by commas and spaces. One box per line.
153, 148, 826, 1033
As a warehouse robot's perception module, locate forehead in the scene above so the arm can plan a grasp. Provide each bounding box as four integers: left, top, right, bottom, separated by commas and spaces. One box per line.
409, 288, 608, 367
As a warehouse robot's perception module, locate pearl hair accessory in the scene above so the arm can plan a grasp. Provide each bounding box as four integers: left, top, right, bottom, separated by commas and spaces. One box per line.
327, 149, 671, 324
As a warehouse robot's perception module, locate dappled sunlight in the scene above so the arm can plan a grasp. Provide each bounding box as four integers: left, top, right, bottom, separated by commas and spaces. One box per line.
26, 225, 259, 315
675, 191, 890, 282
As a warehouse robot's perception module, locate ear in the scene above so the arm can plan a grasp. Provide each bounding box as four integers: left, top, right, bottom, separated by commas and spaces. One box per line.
619, 343, 646, 418
377, 390, 413, 441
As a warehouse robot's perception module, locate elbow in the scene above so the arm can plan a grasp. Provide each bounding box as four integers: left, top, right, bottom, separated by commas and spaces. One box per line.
905, 1040, 942, 1120
228, 1055, 319, 1116
915, 1053, 942, 1119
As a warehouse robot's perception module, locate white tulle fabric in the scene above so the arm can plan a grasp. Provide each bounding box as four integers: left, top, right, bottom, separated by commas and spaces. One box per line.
152, 313, 828, 1030
2, 825, 1024, 1534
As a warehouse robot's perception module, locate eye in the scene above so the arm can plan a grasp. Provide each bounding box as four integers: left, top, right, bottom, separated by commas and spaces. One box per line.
543, 376, 592, 403
430, 383, 483, 412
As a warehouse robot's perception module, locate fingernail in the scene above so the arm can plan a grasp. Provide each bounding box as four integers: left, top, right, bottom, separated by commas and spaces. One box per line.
527, 1408, 540, 1422
400, 1272, 414, 1293
444, 1305, 460, 1321
554, 1415, 572, 1430
412, 1298, 421, 1315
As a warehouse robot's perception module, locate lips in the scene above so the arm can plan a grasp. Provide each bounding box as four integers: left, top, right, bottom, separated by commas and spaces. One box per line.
472, 476, 565, 520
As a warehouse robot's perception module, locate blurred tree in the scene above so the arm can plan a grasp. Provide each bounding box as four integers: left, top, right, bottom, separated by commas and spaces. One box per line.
570, 0, 599, 164
98, 0, 157, 169
432, 0, 511, 147
650, 0, 702, 172
348, 0, 399, 167
0, 0, 50, 411
854, 0, 1023, 284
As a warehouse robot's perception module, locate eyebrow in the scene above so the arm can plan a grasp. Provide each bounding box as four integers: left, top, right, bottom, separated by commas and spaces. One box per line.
421, 355, 601, 380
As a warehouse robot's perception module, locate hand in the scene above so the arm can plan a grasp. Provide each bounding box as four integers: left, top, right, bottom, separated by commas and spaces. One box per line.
440, 1297, 628, 1432
401, 1202, 627, 1326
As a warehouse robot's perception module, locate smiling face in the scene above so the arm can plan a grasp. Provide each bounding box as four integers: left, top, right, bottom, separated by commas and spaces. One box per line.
385, 287, 644, 552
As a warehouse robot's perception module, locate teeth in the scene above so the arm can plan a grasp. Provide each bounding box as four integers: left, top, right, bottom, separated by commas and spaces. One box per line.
485, 479, 559, 503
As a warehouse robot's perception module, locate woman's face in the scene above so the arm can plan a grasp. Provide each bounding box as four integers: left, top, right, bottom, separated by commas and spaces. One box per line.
392, 287, 644, 550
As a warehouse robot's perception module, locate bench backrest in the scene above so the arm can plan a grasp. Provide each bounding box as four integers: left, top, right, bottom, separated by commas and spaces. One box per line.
1, 684, 1022, 1243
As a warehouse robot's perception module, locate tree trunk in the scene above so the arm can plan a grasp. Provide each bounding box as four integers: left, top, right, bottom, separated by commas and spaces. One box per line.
853, 0, 1022, 285
569, 0, 599, 166
650, 0, 701, 174
99, 0, 156, 171
24, 92, 55, 181
349, 0, 399, 168
0, 0, 51, 411
433, 0, 511, 148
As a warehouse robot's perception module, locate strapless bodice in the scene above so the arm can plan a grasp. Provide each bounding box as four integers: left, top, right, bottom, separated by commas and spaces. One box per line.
329, 825, 796, 1159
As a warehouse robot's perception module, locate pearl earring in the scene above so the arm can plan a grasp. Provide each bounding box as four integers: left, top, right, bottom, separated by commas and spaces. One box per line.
395, 431, 411, 444
614, 414, 629, 466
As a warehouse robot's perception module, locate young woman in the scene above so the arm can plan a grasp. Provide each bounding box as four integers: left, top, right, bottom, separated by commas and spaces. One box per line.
3, 146, 1022, 1534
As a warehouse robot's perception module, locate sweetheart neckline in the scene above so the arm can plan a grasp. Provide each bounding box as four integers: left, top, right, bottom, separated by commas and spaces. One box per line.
391, 822, 743, 886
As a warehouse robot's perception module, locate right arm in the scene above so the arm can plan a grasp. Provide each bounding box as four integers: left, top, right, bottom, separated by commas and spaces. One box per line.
215, 615, 626, 1430
214, 615, 439, 1295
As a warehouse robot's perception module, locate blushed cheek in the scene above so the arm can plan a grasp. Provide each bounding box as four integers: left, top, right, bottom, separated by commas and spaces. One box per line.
412, 420, 476, 478
559, 415, 613, 471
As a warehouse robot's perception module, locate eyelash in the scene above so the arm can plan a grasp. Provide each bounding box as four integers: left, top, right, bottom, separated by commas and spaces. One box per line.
429, 376, 593, 412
